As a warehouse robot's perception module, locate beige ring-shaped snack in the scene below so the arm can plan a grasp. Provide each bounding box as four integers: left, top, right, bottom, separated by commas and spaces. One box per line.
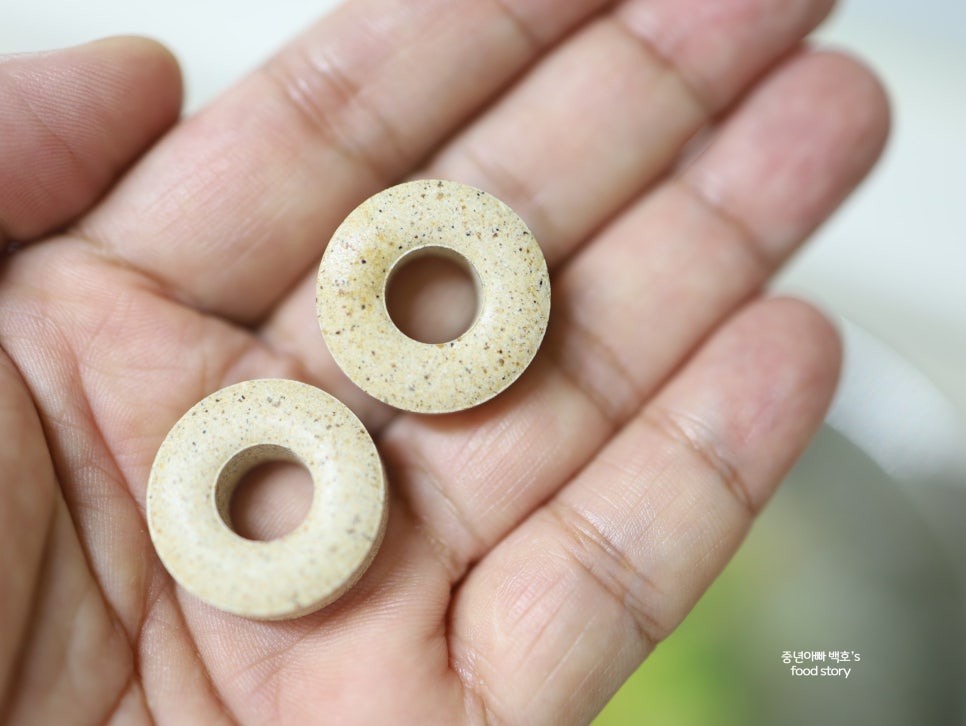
147, 379, 387, 620
317, 179, 551, 414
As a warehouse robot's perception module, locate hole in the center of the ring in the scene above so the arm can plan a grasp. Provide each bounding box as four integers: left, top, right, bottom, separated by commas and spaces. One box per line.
385, 246, 480, 344
217, 445, 313, 542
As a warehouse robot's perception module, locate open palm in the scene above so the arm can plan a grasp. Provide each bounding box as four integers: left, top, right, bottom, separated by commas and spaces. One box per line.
0, 0, 887, 723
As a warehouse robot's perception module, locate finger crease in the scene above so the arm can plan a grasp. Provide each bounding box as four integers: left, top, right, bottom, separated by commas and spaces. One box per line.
546, 502, 664, 650
459, 143, 556, 248
166, 592, 241, 724
548, 313, 643, 427
675, 173, 776, 277
262, 46, 410, 185
103, 671, 152, 726
641, 404, 758, 518
66, 227, 207, 316
449, 631, 503, 726
487, 0, 543, 54
611, 5, 718, 119
391, 454, 486, 583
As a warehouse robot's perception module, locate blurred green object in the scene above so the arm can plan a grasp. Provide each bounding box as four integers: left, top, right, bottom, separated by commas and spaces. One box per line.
594, 426, 966, 725
593, 554, 753, 726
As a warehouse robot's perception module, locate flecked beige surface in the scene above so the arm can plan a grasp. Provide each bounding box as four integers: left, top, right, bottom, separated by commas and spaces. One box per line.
317, 179, 551, 414
147, 379, 387, 620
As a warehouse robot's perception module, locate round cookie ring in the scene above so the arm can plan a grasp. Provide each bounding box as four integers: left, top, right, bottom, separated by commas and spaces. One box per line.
147, 379, 387, 620
317, 179, 551, 414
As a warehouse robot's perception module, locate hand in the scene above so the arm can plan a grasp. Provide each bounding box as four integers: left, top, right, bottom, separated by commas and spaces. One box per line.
0, 1, 888, 723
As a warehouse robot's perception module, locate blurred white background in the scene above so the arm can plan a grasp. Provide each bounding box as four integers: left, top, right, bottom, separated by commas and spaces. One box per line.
3, 1, 964, 723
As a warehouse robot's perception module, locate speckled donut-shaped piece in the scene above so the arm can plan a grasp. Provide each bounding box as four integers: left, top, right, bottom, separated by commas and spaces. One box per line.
317, 179, 551, 414
147, 379, 387, 620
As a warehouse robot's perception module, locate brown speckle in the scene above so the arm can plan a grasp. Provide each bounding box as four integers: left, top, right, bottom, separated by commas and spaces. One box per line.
316, 179, 550, 413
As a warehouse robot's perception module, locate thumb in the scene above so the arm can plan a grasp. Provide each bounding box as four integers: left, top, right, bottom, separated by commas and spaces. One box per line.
0, 37, 182, 247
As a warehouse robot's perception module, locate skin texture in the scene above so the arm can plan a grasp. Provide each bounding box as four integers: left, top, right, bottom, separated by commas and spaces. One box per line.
0, 0, 889, 723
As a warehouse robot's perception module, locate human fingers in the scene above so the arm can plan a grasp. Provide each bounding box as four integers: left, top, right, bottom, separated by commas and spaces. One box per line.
0, 353, 57, 704
378, 51, 889, 580
261, 0, 835, 399
77, 0, 610, 322
449, 298, 840, 724
424, 0, 837, 260
0, 352, 138, 725
0, 37, 181, 247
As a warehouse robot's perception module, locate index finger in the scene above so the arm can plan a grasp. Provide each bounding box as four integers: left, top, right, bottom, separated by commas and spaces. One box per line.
77, 0, 610, 322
